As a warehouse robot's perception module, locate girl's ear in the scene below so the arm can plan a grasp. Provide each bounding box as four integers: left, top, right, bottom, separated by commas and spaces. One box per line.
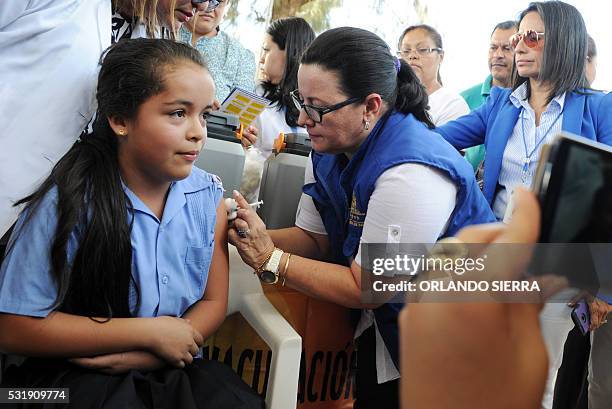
107, 116, 129, 137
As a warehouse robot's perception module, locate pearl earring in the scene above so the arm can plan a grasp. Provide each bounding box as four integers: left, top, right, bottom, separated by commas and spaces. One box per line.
364, 121, 370, 131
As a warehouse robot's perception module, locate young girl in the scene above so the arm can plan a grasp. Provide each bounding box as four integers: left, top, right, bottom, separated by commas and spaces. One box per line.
0, 0, 214, 248
0, 39, 262, 409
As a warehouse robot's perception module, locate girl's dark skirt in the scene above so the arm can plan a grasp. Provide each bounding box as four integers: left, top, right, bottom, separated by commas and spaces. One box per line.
1, 358, 264, 409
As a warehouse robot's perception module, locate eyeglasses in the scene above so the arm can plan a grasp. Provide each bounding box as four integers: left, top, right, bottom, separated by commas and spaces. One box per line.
396, 47, 442, 57
290, 90, 361, 124
191, 0, 222, 12
510, 30, 545, 49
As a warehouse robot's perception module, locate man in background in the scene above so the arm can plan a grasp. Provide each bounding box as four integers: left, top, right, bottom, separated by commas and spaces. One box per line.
460, 20, 518, 172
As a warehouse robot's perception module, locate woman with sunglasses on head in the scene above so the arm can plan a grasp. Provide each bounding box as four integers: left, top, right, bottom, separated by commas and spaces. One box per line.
397, 24, 469, 126
227, 26, 495, 409
113, 0, 215, 41
0, 0, 214, 242
435, 3, 612, 408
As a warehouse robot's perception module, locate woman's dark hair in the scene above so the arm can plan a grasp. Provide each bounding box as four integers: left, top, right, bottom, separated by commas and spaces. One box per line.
512, 1, 589, 103
587, 34, 597, 59
301, 26, 433, 128
11, 39, 206, 319
397, 24, 444, 86
261, 17, 315, 127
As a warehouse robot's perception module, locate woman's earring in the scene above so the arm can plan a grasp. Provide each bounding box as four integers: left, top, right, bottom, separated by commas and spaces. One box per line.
117, 129, 127, 136
364, 121, 370, 131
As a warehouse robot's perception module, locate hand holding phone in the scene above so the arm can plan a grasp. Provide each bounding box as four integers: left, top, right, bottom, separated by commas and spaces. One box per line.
571, 298, 591, 336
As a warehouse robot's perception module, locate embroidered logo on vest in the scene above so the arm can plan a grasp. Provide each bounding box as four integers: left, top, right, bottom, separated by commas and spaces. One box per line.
348, 193, 366, 228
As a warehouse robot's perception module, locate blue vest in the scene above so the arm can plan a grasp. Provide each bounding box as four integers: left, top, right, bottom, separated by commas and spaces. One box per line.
304, 111, 495, 367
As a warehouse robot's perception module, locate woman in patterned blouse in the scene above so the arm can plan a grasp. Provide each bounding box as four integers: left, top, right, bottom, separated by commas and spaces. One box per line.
180, 0, 256, 103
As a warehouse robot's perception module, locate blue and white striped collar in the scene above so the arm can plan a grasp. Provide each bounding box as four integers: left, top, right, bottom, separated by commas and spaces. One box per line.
509, 82, 566, 112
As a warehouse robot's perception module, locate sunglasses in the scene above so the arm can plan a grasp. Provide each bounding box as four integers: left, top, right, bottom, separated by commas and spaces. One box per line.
290, 90, 361, 124
510, 30, 545, 49
191, 0, 221, 12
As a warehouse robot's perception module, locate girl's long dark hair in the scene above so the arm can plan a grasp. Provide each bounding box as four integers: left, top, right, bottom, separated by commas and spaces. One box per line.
301, 27, 433, 128
260, 17, 315, 127
11, 39, 206, 318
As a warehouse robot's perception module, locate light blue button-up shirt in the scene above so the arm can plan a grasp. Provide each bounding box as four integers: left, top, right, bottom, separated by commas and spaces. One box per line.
493, 83, 566, 219
0, 167, 223, 318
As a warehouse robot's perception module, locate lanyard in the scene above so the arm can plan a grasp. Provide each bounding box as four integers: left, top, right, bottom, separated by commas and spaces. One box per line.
520, 106, 563, 183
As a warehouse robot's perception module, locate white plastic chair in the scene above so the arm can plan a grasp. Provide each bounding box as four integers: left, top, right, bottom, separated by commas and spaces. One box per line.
227, 246, 302, 409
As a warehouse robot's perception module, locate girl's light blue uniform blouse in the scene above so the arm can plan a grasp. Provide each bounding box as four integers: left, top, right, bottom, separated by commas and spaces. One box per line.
0, 167, 224, 318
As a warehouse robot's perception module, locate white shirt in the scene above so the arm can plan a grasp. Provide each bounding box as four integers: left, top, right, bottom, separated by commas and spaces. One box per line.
295, 158, 457, 383
0, 0, 112, 236
253, 88, 306, 159
428, 87, 470, 126
493, 84, 565, 220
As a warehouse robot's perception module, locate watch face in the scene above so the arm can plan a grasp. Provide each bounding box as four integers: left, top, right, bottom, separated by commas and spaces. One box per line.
259, 270, 278, 284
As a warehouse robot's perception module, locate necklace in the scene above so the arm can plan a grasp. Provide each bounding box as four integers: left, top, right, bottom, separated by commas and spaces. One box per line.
520, 107, 563, 184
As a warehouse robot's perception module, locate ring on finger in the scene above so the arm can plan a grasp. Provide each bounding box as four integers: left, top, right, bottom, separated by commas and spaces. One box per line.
237, 228, 250, 238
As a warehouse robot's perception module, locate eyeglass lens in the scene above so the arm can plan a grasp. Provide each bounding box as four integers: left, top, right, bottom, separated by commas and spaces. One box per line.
205, 0, 219, 12
291, 91, 321, 123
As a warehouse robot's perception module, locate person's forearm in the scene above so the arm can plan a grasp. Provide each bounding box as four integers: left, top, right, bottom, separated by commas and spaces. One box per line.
280, 254, 363, 308
114, 351, 166, 372
182, 299, 227, 340
0, 312, 154, 357
269, 227, 327, 260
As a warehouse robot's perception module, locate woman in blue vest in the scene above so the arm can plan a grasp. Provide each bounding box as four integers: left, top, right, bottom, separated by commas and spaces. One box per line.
434, 2, 612, 408
228, 26, 494, 408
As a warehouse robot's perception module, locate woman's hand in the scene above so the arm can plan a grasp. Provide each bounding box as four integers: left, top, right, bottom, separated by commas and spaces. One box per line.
587, 297, 612, 330
241, 125, 258, 149
144, 317, 203, 368
567, 292, 612, 331
228, 190, 275, 270
69, 350, 165, 374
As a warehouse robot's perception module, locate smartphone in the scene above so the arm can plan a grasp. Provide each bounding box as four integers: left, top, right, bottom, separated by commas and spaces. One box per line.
532, 132, 612, 243
571, 299, 591, 336
531, 132, 612, 295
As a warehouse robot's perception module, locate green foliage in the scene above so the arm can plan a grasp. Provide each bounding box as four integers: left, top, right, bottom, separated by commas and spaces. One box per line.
263, 0, 342, 32
224, 0, 267, 27
413, 0, 428, 23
